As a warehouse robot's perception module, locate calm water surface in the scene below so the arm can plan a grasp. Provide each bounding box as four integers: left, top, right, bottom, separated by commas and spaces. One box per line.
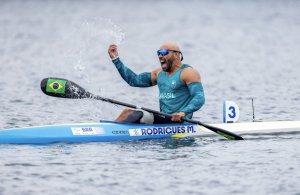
0, 0, 300, 194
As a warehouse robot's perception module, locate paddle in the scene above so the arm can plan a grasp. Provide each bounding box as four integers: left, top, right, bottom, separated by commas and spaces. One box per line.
40, 77, 244, 140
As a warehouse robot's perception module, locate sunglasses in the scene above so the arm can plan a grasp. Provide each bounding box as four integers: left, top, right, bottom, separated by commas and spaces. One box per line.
157, 49, 176, 56
157, 49, 184, 61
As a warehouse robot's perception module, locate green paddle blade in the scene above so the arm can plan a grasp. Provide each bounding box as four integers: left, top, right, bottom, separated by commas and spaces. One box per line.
40, 78, 92, 99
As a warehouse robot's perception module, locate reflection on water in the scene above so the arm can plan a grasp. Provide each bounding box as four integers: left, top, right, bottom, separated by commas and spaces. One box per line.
159, 137, 196, 149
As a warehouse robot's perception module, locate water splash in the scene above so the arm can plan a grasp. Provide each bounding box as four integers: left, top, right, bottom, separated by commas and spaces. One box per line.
58, 17, 125, 81
79, 17, 125, 45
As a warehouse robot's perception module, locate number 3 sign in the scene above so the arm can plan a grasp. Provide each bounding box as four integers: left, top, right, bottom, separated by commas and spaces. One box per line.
223, 101, 240, 123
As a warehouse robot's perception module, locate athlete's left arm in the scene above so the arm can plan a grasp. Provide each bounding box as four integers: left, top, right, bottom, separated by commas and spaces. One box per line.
180, 67, 205, 115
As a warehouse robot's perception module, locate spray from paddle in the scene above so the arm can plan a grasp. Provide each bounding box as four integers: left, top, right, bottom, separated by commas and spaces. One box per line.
59, 17, 125, 82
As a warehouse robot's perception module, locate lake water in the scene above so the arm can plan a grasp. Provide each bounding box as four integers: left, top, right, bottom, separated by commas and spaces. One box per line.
0, 0, 300, 194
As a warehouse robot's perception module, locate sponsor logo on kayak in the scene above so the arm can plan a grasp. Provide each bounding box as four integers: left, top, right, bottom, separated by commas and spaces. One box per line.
71, 127, 105, 135
129, 126, 196, 136
112, 130, 129, 135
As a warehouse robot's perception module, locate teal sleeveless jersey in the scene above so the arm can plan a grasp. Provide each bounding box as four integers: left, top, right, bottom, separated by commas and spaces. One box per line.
157, 64, 194, 119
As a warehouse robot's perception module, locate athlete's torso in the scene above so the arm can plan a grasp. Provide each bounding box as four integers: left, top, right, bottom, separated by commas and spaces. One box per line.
157, 64, 193, 119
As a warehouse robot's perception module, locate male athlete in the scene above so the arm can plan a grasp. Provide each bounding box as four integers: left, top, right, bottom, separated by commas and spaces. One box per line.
108, 42, 205, 124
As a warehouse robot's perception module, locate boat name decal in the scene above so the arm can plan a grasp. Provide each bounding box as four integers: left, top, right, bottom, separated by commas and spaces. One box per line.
71, 127, 105, 135
129, 125, 195, 136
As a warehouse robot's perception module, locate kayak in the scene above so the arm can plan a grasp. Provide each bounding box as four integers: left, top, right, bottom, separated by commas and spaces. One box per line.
0, 121, 200, 144
1, 120, 300, 144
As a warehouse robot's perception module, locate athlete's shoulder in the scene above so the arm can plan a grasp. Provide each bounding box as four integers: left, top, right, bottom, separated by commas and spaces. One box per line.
182, 64, 200, 74
181, 64, 201, 84
151, 67, 163, 85
153, 67, 162, 74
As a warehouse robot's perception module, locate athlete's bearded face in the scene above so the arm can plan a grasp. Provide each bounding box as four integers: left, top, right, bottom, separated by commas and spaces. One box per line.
159, 52, 175, 72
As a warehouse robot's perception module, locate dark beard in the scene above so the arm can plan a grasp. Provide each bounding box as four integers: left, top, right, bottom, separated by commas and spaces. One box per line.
162, 56, 174, 72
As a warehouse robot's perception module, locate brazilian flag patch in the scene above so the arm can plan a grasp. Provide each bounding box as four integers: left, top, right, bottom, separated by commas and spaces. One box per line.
46, 79, 67, 94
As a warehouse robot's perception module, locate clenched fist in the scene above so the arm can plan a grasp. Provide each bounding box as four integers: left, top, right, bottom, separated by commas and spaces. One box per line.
108, 44, 119, 59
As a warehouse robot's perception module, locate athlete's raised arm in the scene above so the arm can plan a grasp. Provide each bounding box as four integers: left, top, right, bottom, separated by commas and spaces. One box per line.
108, 44, 153, 87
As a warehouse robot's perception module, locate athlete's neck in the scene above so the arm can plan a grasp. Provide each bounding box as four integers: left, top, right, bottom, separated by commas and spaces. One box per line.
167, 62, 183, 75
